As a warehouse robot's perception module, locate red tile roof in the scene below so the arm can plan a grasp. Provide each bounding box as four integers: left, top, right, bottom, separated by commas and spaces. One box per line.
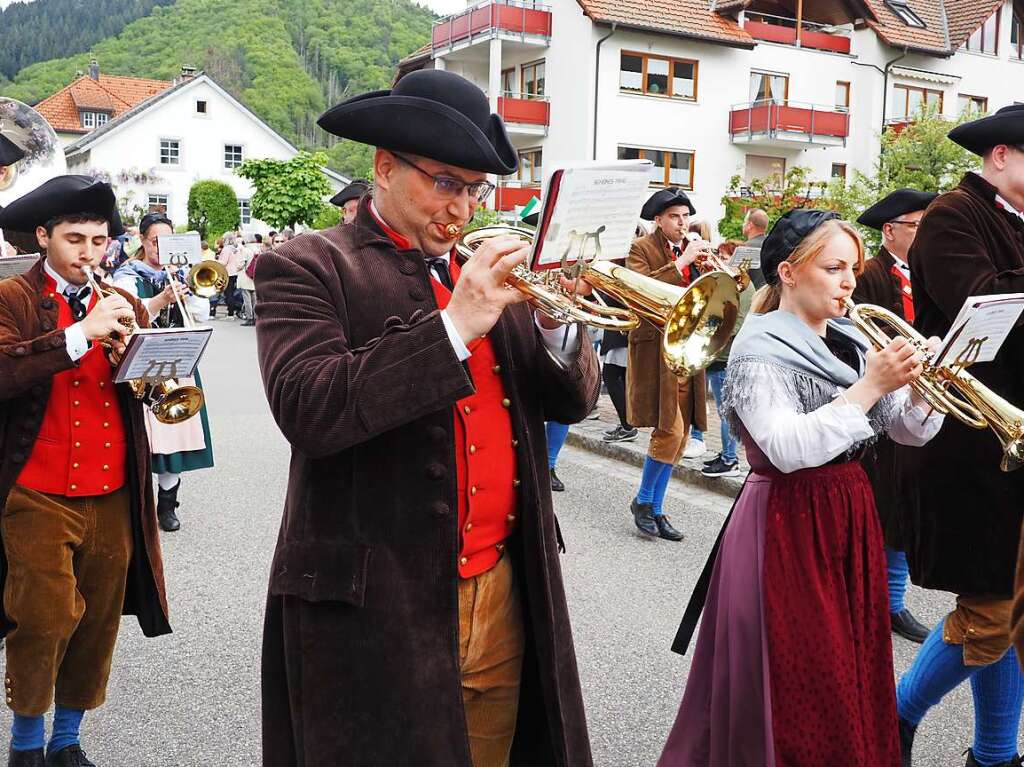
861, 0, 1002, 55
35, 73, 172, 135
575, 0, 755, 47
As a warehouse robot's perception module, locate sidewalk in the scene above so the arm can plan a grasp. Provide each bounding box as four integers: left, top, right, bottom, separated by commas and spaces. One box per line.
566, 393, 746, 498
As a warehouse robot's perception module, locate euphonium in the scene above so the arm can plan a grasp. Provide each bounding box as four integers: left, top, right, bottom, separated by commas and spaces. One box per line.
455, 226, 741, 376
844, 298, 1024, 472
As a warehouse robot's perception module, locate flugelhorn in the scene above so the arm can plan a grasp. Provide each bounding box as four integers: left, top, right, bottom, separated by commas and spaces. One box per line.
456, 226, 741, 376
844, 298, 1024, 471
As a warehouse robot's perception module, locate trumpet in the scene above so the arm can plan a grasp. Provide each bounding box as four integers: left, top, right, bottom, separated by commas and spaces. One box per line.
844, 298, 1024, 472
686, 233, 752, 291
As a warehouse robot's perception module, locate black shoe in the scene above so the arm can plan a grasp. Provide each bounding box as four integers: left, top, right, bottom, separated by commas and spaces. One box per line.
8, 748, 44, 767
702, 452, 722, 467
630, 498, 658, 536
241, 319, 256, 326
655, 514, 684, 541
45, 746, 95, 767
549, 468, 565, 492
891, 608, 930, 644
898, 717, 916, 767
702, 456, 741, 478
157, 480, 182, 532
964, 748, 1023, 767
603, 426, 638, 443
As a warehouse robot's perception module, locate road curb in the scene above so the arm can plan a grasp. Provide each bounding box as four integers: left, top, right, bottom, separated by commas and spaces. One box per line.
566, 425, 744, 499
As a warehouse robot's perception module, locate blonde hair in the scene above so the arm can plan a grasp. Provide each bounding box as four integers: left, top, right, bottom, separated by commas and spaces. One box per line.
688, 219, 712, 241
751, 219, 864, 314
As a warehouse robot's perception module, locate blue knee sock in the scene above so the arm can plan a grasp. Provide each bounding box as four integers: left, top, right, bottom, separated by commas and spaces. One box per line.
11, 714, 45, 752
651, 461, 674, 517
637, 457, 670, 505
970, 650, 1024, 765
545, 421, 570, 470
886, 548, 910, 614
897, 620, 978, 725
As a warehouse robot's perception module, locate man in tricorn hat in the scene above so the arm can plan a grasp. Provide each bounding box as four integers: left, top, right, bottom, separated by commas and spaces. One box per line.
0, 176, 171, 767
625, 187, 710, 541
329, 178, 372, 224
853, 188, 937, 646
897, 105, 1024, 767
256, 69, 599, 766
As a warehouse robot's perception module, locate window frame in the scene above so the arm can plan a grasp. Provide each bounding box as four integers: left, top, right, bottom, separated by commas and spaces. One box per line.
159, 138, 181, 167
196, 99, 208, 115
884, 0, 926, 27
831, 163, 848, 181
147, 193, 170, 214
964, 7, 1000, 54
957, 93, 988, 116
501, 67, 516, 97
890, 83, 944, 121
520, 59, 545, 98
238, 198, 252, 226
616, 144, 695, 189
1011, 9, 1023, 59
750, 70, 789, 105
835, 80, 851, 111
224, 143, 244, 170
619, 50, 699, 102
517, 148, 543, 185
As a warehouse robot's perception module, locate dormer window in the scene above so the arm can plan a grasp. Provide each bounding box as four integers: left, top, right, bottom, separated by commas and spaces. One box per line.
885, 0, 926, 28
80, 111, 109, 130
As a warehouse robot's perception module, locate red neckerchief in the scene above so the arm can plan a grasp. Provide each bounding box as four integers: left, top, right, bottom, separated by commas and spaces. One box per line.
889, 263, 914, 323
369, 201, 456, 290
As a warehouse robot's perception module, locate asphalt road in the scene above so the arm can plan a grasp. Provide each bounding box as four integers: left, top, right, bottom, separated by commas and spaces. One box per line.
1, 319, 980, 765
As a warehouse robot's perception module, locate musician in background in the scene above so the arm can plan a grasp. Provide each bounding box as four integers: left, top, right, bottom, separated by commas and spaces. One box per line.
852, 188, 937, 646
742, 208, 769, 289
0, 176, 170, 767
899, 106, 1024, 767
626, 188, 709, 542
330, 178, 371, 225
111, 212, 215, 533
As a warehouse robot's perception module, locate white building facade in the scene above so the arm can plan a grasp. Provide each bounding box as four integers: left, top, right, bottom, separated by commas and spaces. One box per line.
406, 0, 1024, 228
63, 73, 346, 235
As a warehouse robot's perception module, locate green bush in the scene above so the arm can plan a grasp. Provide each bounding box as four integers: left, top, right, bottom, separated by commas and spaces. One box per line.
312, 204, 341, 230
187, 180, 240, 239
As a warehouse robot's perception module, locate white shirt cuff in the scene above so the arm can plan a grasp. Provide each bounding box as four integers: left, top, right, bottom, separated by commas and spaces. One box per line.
440, 310, 471, 362
534, 314, 580, 366
65, 322, 90, 362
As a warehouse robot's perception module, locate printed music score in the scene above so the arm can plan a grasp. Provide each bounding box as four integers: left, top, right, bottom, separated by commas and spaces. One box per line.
157, 233, 202, 266
730, 246, 761, 269
934, 294, 1024, 368
0, 253, 40, 280
114, 327, 212, 384
531, 160, 653, 271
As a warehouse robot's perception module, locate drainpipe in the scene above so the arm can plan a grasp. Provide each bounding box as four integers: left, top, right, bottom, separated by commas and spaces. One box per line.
852, 46, 908, 134
592, 22, 617, 160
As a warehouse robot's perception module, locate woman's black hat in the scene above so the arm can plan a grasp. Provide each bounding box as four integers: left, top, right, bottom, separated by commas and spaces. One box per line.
317, 70, 518, 175
761, 209, 839, 285
330, 179, 371, 207
140, 211, 173, 235
640, 188, 695, 220
856, 189, 937, 230
0, 174, 124, 236
948, 104, 1024, 156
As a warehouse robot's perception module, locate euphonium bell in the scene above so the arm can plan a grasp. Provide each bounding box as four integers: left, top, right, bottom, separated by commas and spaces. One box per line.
187, 259, 229, 298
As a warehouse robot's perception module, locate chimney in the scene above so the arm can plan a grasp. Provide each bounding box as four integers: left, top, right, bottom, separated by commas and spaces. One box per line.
88, 59, 99, 81
180, 65, 197, 80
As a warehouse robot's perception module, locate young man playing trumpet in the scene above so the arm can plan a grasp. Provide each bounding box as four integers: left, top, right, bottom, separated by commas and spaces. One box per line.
0, 176, 171, 767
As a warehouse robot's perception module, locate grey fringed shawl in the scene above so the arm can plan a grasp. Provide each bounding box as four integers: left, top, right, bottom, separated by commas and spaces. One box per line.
722, 310, 899, 450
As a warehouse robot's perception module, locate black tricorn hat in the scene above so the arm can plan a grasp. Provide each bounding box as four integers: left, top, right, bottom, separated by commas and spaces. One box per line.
330, 179, 371, 207
761, 209, 839, 286
0, 175, 124, 237
317, 69, 518, 175
0, 133, 25, 166
857, 188, 937, 230
640, 187, 695, 220
948, 104, 1024, 156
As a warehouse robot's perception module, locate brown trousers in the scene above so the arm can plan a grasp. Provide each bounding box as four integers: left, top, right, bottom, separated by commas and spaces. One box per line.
2, 484, 132, 715
459, 554, 525, 767
648, 380, 697, 465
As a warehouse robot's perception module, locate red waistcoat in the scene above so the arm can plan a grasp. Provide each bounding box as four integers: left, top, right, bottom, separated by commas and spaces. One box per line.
17, 275, 128, 497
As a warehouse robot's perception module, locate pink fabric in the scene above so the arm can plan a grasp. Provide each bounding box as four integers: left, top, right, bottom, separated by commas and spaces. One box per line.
217, 245, 240, 276
143, 376, 207, 454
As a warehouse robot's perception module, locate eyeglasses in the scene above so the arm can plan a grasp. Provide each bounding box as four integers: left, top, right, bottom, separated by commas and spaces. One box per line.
392, 153, 495, 203
889, 220, 920, 229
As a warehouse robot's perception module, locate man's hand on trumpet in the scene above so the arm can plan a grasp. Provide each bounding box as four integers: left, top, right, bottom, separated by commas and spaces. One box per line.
446, 234, 531, 344
676, 237, 711, 273
80, 293, 135, 357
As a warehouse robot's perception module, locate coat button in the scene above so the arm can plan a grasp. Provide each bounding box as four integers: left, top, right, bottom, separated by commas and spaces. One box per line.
501, 398, 511, 408
409, 289, 425, 302
72, 462, 80, 469
426, 463, 446, 481
496, 543, 505, 552
470, 486, 478, 495
512, 439, 519, 448
429, 501, 450, 517
469, 445, 477, 454
69, 484, 77, 491
13, 346, 26, 356
428, 426, 446, 443
507, 514, 516, 523
492, 364, 502, 374
463, 405, 471, 414
103, 485, 109, 491
460, 556, 468, 566
398, 260, 419, 275
74, 441, 81, 448
465, 522, 473, 532
104, 442, 111, 449
513, 479, 521, 488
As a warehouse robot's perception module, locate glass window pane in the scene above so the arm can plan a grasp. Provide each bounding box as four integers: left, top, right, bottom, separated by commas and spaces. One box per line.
907, 88, 923, 116
770, 75, 787, 102
668, 152, 691, 186
890, 86, 906, 119
672, 61, 694, 99
534, 63, 545, 96
835, 81, 849, 107
501, 70, 514, 95
647, 150, 666, 185
968, 25, 982, 50
647, 58, 669, 95
983, 10, 998, 53
618, 147, 641, 162
620, 54, 642, 92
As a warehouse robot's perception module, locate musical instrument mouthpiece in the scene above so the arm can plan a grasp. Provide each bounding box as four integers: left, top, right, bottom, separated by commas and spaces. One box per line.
445, 223, 462, 238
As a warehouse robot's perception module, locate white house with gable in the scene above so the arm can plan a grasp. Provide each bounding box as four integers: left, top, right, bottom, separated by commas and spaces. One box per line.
62, 70, 347, 235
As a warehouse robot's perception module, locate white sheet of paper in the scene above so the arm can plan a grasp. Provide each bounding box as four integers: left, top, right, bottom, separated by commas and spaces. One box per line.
114, 327, 212, 383
533, 161, 652, 270
0, 254, 40, 279
730, 246, 761, 269
935, 293, 1024, 367
158, 233, 202, 267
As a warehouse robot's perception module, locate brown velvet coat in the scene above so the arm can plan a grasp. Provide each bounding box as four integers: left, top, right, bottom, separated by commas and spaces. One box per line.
0, 259, 170, 638
255, 205, 601, 767
851, 247, 906, 550
897, 172, 1024, 599
625, 230, 707, 432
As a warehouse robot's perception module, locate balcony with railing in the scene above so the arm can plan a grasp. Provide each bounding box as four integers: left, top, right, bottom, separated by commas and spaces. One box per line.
432, 0, 552, 56
497, 92, 549, 135
743, 12, 852, 54
730, 99, 850, 147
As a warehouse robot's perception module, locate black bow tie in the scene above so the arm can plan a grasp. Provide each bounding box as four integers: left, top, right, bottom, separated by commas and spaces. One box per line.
64, 286, 91, 322
427, 258, 454, 291
671, 245, 683, 258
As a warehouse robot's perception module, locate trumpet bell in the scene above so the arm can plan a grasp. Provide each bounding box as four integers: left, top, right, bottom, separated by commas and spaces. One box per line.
149, 382, 205, 424
664, 272, 740, 377
188, 260, 229, 298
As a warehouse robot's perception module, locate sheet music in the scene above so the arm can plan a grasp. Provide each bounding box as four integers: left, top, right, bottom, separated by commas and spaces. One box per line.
0, 254, 40, 279
532, 161, 652, 270
730, 246, 761, 269
114, 327, 212, 383
158, 233, 202, 266
934, 293, 1024, 367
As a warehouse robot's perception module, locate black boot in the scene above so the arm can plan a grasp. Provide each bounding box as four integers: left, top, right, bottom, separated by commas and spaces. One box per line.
964, 749, 1023, 767
45, 746, 95, 767
891, 608, 930, 643
549, 468, 565, 492
898, 717, 916, 767
8, 748, 44, 767
654, 514, 684, 541
630, 499, 658, 536
157, 480, 182, 532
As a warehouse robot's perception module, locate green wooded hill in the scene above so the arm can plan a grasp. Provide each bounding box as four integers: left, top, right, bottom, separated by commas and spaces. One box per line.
0, 0, 435, 178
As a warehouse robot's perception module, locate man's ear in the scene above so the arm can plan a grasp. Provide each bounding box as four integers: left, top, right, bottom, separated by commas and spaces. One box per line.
35, 225, 49, 251
374, 149, 395, 192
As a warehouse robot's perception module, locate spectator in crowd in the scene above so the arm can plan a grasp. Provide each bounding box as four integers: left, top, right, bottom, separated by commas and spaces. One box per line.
743, 208, 770, 289
214, 233, 242, 319
236, 234, 258, 326
201, 240, 214, 260
281, 227, 294, 241
271, 233, 287, 248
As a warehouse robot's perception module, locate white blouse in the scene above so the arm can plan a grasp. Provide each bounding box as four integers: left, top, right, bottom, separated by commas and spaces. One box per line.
736, 386, 943, 474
